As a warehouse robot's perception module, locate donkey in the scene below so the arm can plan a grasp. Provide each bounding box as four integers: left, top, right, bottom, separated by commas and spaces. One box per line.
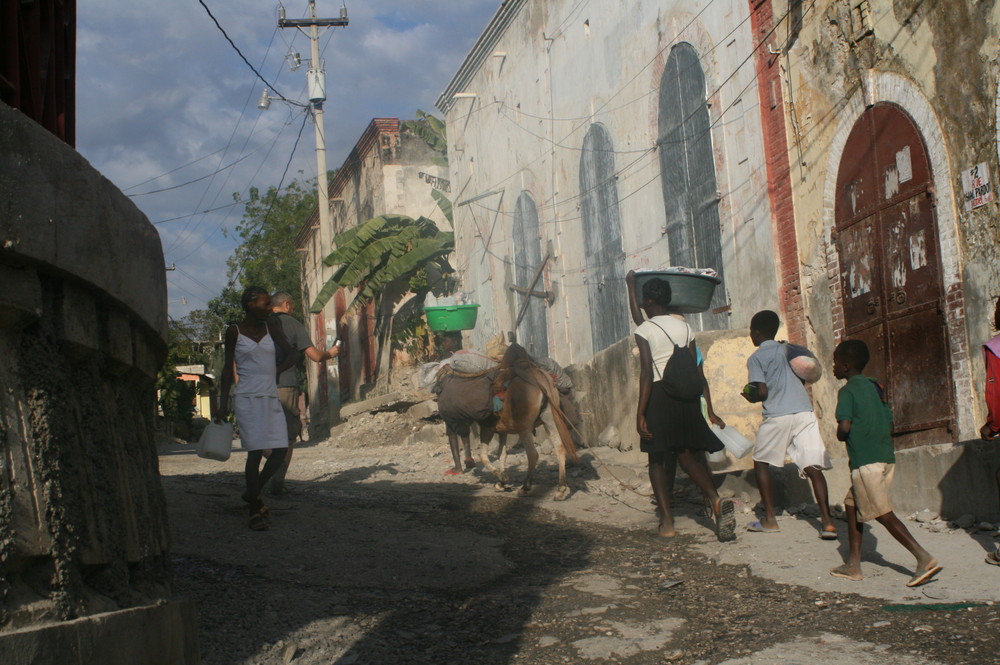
487, 344, 579, 500
435, 344, 579, 499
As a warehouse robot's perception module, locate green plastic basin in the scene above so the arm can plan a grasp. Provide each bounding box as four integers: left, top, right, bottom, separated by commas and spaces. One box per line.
424, 304, 480, 331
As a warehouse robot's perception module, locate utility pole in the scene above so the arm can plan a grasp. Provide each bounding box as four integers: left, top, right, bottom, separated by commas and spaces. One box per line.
278, 2, 348, 255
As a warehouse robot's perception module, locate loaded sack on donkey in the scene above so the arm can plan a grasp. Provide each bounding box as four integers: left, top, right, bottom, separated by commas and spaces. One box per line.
490, 343, 579, 462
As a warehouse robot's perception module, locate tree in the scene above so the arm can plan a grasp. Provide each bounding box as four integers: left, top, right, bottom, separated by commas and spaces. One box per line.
223, 176, 319, 309
309, 213, 455, 393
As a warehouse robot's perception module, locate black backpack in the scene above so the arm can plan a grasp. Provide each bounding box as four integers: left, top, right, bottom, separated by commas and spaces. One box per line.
648, 320, 703, 401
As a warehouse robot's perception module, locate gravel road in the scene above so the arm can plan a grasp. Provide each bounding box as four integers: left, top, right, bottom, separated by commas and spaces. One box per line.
159, 407, 1000, 665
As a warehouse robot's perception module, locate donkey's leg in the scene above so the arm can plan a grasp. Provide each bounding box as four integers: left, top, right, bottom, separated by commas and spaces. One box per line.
539, 407, 571, 501
517, 430, 540, 496
495, 433, 511, 487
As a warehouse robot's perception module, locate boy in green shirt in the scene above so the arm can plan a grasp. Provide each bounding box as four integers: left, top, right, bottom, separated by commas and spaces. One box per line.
829, 339, 942, 587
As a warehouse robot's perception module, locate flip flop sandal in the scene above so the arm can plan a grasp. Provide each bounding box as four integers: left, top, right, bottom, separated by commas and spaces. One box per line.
747, 520, 780, 533
820, 529, 839, 540
907, 565, 942, 587
715, 499, 736, 542
444, 468, 462, 476
242, 493, 269, 517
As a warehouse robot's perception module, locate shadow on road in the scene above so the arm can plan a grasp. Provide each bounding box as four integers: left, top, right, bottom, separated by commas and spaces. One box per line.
162, 464, 596, 664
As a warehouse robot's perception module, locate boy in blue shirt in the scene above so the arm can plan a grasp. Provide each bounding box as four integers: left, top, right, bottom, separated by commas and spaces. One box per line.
742, 311, 836, 537
829, 339, 941, 587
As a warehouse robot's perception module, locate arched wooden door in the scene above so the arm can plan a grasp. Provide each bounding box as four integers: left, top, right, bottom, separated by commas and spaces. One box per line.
834, 103, 954, 447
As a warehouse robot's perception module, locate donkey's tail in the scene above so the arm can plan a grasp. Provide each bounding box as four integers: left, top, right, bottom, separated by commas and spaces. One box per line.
530, 367, 579, 463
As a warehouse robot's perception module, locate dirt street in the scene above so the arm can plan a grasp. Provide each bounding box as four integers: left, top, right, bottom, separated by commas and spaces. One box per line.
160, 407, 1000, 665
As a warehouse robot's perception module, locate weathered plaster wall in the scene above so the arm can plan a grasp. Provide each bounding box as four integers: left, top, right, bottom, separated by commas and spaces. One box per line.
298, 120, 451, 417
567, 327, 762, 457
0, 103, 195, 661
775, 0, 1000, 448
441, 0, 779, 372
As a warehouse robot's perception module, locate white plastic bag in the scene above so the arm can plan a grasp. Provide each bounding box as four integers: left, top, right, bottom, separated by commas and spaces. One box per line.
197, 421, 233, 461
710, 424, 754, 459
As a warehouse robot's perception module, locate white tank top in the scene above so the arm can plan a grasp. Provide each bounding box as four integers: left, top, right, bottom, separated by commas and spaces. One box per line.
232, 328, 278, 397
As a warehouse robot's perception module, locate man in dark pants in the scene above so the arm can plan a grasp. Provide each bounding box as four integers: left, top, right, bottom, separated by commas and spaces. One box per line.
269, 291, 340, 495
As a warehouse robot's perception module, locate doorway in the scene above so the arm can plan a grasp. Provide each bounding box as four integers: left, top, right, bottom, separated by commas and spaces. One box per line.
834, 103, 954, 448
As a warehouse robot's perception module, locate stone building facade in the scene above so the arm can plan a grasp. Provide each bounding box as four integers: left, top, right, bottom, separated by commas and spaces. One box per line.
436, 0, 1000, 517
0, 102, 197, 663
435, 0, 782, 472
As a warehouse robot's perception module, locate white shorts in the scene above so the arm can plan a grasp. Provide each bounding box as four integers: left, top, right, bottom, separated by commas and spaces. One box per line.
753, 411, 832, 473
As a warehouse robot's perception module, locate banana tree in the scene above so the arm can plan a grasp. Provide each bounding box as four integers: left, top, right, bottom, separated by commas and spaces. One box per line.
310, 213, 455, 393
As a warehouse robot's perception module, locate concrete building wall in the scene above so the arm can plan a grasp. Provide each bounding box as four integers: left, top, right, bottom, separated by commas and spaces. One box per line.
436, 0, 779, 453
439, 0, 779, 367
0, 102, 197, 661
761, 0, 1000, 517
769, 1, 998, 441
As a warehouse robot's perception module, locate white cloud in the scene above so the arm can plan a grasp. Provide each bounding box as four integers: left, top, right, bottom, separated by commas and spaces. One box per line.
75, 0, 501, 320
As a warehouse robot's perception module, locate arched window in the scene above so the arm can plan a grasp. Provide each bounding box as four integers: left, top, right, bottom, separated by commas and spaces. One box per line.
512, 191, 549, 357
659, 42, 727, 330
580, 123, 629, 353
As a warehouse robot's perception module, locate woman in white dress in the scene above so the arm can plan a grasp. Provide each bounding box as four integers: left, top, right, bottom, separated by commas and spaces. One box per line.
218, 286, 295, 530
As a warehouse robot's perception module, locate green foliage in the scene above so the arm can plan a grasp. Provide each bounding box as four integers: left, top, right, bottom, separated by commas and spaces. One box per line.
402, 110, 447, 161
311, 214, 454, 314
224, 176, 318, 301
208, 285, 243, 327
157, 344, 197, 426
431, 189, 453, 226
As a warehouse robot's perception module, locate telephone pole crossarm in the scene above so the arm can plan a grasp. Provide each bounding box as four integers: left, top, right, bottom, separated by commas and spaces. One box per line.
279, 17, 348, 27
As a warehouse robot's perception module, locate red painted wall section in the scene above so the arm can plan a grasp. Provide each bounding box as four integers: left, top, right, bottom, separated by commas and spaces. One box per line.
749, 0, 805, 343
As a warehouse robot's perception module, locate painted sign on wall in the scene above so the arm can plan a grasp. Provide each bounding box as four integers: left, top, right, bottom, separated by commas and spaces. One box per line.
962, 162, 993, 211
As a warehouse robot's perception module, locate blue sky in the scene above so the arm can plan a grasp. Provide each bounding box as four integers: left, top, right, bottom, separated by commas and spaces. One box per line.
75, 1, 499, 319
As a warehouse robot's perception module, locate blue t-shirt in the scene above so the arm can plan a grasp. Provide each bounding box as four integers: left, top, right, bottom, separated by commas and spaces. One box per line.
747, 340, 813, 417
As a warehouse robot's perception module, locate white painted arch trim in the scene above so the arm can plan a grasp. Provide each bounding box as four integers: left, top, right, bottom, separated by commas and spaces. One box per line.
820, 69, 974, 439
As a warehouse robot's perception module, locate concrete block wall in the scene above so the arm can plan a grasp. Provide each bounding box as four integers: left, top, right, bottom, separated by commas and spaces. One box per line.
0, 102, 197, 663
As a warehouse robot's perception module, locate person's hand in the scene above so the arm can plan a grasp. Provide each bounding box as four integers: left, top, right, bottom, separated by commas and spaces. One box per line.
626, 270, 636, 285
709, 413, 726, 428
637, 414, 651, 439
215, 406, 229, 423
981, 423, 996, 441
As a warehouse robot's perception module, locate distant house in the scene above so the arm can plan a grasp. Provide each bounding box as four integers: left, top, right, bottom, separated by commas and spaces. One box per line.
175, 364, 214, 419
295, 118, 449, 436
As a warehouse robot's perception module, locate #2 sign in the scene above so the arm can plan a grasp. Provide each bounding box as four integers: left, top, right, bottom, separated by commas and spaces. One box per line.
962, 162, 993, 211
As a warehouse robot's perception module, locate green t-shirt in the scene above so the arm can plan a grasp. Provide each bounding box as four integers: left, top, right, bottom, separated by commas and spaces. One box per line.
835, 374, 895, 470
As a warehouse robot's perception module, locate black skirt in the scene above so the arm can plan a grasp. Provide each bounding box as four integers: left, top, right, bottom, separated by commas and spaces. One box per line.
640, 379, 724, 454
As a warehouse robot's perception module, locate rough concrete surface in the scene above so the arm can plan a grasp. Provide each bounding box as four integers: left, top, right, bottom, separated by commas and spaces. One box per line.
158, 405, 1000, 664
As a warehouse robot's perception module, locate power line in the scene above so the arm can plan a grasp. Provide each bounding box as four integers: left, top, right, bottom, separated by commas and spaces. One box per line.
153, 201, 242, 225
129, 153, 255, 197
123, 146, 229, 192
197, 0, 304, 106
228, 108, 312, 289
